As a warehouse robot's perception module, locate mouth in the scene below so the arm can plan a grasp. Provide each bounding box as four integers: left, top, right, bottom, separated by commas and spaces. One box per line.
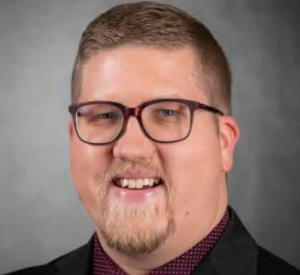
112, 177, 164, 190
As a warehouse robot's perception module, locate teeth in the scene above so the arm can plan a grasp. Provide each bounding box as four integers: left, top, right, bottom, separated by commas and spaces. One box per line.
128, 180, 136, 189
149, 179, 154, 187
118, 178, 161, 189
136, 179, 143, 189
121, 179, 128, 188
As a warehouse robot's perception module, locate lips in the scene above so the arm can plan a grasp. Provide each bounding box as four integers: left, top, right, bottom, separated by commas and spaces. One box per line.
112, 177, 163, 189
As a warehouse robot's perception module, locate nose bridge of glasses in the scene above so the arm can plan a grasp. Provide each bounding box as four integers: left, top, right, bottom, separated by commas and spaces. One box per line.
120, 105, 148, 137
119, 106, 147, 142
124, 106, 143, 119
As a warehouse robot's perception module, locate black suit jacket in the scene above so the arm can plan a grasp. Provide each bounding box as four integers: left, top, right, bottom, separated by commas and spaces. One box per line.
6, 209, 300, 275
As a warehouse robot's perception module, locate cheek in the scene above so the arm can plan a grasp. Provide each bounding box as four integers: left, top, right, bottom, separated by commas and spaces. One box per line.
159, 131, 223, 213
70, 138, 111, 202
161, 133, 222, 183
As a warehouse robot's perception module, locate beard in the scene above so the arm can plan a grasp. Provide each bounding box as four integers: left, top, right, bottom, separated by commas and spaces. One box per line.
95, 160, 175, 257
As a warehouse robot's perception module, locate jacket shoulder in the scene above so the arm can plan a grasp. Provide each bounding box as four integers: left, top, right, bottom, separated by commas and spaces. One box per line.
5, 240, 93, 275
4, 265, 52, 275
257, 246, 300, 275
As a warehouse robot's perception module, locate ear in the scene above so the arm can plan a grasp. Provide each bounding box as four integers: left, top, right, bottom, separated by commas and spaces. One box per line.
68, 119, 75, 139
218, 116, 240, 173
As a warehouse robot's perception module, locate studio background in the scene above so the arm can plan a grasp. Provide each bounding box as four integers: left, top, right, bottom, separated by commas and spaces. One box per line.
1, 0, 300, 273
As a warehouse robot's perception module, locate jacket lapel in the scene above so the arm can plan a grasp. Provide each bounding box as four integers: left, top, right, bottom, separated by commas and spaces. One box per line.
192, 208, 258, 275
192, 257, 221, 275
54, 236, 93, 275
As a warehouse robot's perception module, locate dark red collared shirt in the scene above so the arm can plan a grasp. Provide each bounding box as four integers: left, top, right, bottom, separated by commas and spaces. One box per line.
93, 209, 229, 275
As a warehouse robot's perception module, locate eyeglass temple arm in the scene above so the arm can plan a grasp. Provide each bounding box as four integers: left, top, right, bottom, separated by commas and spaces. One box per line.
196, 102, 224, 116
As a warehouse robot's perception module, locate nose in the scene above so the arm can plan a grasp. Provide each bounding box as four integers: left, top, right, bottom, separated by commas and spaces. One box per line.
112, 117, 156, 164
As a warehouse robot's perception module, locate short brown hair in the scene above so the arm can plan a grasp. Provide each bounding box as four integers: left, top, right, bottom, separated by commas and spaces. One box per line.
71, 1, 231, 114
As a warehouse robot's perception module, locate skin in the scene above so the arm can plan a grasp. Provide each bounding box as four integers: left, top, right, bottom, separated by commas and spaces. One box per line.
69, 45, 240, 275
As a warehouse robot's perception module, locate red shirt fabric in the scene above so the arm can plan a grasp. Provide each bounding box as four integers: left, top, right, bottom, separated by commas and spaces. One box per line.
93, 209, 229, 275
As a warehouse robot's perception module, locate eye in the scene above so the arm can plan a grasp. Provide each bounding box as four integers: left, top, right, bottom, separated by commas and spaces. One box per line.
98, 112, 116, 119
88, 111, 121, 123
91, 112, 119, 120
156, 109, 179, 117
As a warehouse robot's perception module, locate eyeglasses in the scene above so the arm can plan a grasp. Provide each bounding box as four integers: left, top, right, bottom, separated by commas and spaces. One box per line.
68, 98, 224, 145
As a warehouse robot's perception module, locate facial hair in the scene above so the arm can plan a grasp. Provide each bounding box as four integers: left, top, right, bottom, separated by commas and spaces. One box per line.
95, 160, 175, 257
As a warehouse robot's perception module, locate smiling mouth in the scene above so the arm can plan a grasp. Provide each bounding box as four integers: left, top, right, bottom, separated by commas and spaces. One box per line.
112, 178, 164, 190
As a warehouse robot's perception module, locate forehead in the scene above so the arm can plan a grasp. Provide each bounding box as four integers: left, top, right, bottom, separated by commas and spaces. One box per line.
80, 45, 209, 104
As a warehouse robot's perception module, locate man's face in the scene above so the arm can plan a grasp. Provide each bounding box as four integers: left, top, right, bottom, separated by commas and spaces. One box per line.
69, 45, 239, 257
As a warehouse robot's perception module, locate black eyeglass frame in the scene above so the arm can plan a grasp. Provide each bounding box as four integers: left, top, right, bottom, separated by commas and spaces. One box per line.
68, 98, 224, 145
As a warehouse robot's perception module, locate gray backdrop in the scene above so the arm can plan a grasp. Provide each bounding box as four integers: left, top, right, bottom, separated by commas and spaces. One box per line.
1, 0, 300, 273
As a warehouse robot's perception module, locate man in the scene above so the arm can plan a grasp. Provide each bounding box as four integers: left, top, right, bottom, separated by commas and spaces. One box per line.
7, 2, 300, 275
